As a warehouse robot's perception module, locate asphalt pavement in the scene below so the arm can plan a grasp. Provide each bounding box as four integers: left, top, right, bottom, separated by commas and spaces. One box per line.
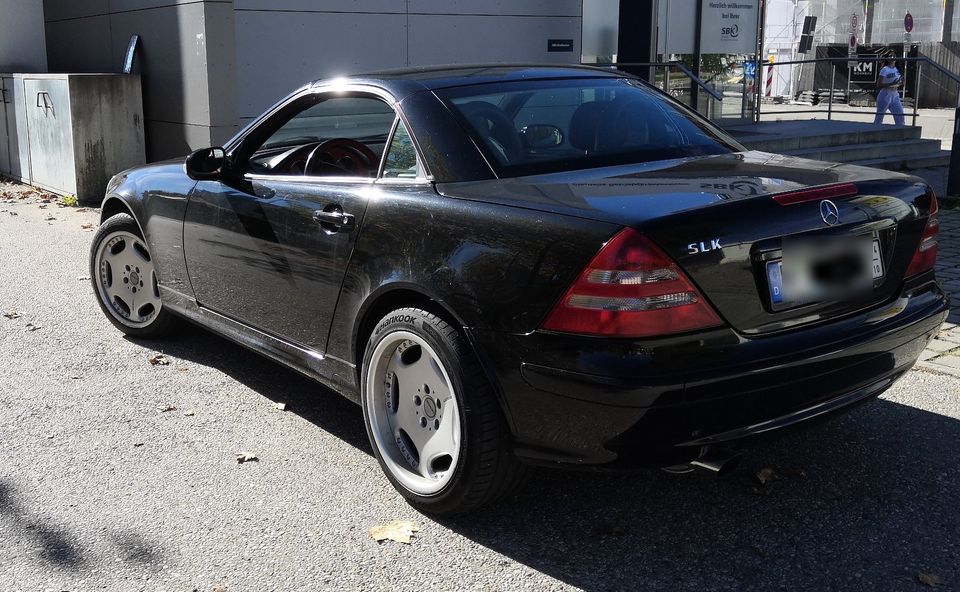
1, 187, 958, 591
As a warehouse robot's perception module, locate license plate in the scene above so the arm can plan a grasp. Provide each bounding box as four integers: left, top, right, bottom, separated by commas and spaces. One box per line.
767, 239, 883, 307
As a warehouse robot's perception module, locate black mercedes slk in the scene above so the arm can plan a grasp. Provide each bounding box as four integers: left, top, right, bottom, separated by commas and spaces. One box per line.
90, 65, 947, 514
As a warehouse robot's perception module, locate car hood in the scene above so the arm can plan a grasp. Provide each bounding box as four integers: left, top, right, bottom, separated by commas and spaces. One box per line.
435, 151, 916, 226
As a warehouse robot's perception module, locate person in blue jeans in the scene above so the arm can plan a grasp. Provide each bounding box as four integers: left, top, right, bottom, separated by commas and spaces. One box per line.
874, 59, 905, 125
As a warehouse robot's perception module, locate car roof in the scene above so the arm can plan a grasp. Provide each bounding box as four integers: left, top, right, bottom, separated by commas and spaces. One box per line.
311, 64, 634, 98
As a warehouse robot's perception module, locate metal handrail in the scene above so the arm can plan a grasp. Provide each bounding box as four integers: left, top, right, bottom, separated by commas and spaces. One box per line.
589, 61, 725, 101
757, 55, 960, 127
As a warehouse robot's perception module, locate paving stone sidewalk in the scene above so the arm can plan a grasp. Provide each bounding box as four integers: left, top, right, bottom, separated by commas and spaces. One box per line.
918, 207, 960, 376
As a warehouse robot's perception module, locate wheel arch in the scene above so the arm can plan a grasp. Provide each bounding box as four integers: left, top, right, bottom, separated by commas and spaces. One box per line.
351, 283, 518, 434
100, 195, 146, 237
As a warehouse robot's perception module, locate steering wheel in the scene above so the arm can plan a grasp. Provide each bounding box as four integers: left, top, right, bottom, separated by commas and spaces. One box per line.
259, 141, 325, 174
304, 138, 378, 176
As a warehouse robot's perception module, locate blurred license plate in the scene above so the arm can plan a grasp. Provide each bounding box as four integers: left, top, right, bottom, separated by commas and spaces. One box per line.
767, 239, 883, 307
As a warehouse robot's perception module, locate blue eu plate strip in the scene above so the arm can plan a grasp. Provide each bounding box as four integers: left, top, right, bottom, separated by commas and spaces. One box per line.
766, 260, 784, 305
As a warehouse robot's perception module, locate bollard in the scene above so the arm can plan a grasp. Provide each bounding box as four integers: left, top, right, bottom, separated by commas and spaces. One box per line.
949, 104, 960, 197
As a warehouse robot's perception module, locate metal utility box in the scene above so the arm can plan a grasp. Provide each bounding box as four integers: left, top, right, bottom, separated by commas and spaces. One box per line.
0, 73, 145, 203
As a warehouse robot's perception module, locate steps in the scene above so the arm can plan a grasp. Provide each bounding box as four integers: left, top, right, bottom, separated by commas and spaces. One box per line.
727, 120, 947, 172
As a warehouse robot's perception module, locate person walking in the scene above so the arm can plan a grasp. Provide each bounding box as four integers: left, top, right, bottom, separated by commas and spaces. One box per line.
874, 58, 905, 125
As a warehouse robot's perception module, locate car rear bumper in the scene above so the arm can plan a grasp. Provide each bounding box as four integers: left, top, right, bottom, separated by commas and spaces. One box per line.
473, 276, 948, 468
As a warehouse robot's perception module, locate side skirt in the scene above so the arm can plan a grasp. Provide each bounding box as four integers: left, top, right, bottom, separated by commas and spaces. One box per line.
159, 286, 360, 404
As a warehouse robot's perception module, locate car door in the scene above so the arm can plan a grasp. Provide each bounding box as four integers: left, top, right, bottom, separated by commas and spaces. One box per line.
182, 90, 398, 351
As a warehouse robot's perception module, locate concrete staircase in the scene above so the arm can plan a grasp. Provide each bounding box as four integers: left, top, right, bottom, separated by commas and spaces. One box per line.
725, 121, 950, 172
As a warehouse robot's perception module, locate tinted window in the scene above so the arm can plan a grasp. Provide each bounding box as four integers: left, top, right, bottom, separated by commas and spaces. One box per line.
381, 120, 423, 179
440, 78, 736, 177
247, 96, 396, 177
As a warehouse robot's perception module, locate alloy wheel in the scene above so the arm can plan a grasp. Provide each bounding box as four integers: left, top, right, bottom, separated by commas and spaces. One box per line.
365, 330, 462, 496
93, 230, 162, 328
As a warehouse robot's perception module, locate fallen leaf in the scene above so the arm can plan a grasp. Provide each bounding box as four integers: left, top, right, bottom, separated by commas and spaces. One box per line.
76, 207, 89, 213
212, 584, 228, 592
177, 367, 188, 373
755, 467, 779, 485
25, 323, 41, 332
368, 520, 420, 544
148, 354, 169, 366
2, 312, 20, 319
44, 215, 55, 221
236, 453, 259, 464
183, 410, 195, 417
8, 211, 17, 216
918, 572, 945, 587
158, 405, 177, 413
133, 442, 144, 448
779, 467, 807, 478
80, 222, 95, 231
274, 402, 288, 411
77, 276, 90, 281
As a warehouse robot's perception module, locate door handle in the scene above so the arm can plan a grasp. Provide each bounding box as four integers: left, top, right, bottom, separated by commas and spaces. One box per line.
312, 207, 355, 232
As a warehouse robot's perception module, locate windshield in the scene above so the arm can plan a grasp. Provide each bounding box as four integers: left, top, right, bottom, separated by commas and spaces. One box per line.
438, 78, 738, 177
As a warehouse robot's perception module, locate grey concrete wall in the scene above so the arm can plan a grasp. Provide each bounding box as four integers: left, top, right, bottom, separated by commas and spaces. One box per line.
44, 0, 582, 158
235, 0, 583, 121
44, 0, 238, 160
0, 0, 48, 71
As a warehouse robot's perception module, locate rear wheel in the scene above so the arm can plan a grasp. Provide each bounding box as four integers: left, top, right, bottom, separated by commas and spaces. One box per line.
361, 307, 528, 514
90, 213, 180, 338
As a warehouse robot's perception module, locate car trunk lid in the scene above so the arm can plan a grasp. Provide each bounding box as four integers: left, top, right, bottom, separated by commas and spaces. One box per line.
436, 151, 933, 334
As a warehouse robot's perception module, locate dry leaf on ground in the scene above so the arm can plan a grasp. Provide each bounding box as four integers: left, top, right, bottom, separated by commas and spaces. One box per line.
80, 222, 95, 230
133, 442, 144, 448
369, 520, 420, 544
212, 584, 228, 592
2, 312, 20, 319
25, 323, 41, 332
236, 453, 259, 464
148, 354, 169, 366
755, 467, 779, 485
8, 211, 17, 216
158, 405, 177, 413
918, 572, 945, 587
183, 410, 195, 417
77, 276, 90, 281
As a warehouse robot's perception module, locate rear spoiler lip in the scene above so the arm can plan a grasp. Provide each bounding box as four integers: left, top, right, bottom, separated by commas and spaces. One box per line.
772, 183, 859, 206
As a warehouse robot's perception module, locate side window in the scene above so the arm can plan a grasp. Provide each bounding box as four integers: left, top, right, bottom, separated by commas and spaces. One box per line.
381, 120, 423, 179
246, 95, 396, 178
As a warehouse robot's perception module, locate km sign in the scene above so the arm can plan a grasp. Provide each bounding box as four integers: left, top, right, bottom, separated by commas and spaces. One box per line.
850, 59, 877, 83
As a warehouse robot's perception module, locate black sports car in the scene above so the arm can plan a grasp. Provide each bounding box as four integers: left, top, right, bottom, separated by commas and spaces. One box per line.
90, 65, 947, 514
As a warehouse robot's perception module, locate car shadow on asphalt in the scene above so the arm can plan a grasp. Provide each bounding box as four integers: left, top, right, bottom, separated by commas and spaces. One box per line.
439, 398, 960, 590
125, 324, 372, 454
129, 327, 958, 590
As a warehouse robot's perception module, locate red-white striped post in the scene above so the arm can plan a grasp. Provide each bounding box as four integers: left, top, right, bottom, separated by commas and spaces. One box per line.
765, 56, 775, 97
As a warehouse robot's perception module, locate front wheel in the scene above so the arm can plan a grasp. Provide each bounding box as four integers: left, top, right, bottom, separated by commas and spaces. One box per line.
361, 307, 529, 515
90, 213, 180, 338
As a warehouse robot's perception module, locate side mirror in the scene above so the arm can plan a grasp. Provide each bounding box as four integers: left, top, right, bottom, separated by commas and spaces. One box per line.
185, 147, 226, 181
520, 124, 564, 149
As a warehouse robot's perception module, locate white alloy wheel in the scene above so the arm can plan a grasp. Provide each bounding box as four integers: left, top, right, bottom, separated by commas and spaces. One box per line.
93, 230, 162, 328
365, 330, 462, 496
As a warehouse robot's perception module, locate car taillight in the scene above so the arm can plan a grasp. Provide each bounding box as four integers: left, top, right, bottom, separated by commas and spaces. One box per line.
905, 188, 939, 278
541, 228, 723, 338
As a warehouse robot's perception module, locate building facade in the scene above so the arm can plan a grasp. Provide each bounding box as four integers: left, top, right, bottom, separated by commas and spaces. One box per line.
42, 0, 583, 160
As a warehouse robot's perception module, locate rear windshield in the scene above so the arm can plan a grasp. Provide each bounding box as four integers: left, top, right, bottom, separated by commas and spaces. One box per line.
437, 78, 737, 177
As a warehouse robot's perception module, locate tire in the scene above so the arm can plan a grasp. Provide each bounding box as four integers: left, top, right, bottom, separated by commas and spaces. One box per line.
90, 213, 180, 339
361, 307, 529, 515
